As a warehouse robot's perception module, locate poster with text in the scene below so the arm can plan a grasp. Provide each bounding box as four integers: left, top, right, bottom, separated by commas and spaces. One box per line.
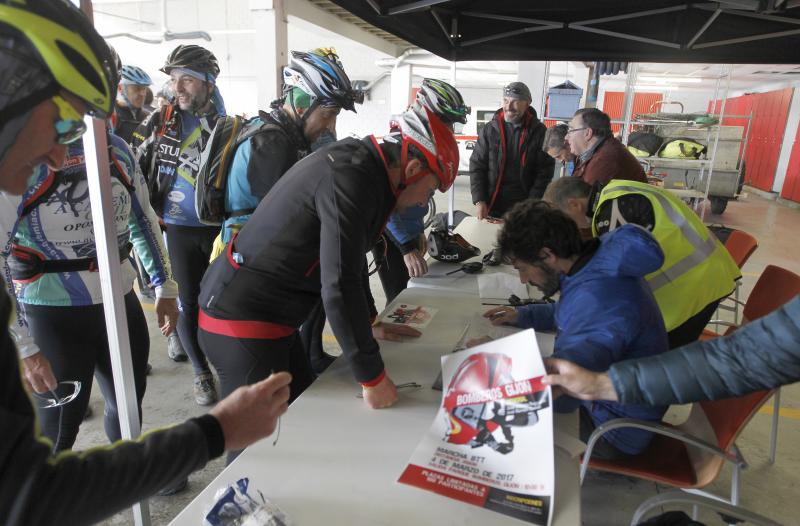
398, 329, 554, 525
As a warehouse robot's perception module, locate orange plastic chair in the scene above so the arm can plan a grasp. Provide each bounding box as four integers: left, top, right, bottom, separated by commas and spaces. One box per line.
716, 230, 758, 324
580, 389, 775, 512
703, 265, 800, 463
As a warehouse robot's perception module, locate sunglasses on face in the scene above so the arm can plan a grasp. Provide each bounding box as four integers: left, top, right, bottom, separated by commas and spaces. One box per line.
52, 95, 87, 145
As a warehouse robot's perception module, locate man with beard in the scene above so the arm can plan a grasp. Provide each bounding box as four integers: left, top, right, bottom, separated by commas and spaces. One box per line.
469, 82, 554, 220
133, 45, 226, 407
468, 201, 669, 459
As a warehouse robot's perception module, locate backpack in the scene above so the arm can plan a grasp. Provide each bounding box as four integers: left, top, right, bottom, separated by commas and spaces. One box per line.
657, 138, 707, 159
627, 131, 663, 156
195, 114, 280, 226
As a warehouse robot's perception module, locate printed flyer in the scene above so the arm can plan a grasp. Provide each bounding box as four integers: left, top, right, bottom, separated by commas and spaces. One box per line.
398, 329, 554, 525
381, 303, 438, 328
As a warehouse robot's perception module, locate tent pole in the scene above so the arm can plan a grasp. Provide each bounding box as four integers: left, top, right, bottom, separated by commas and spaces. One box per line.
621, 62, 638, 145
78, 1, 149, 525
448, 60, 457, 230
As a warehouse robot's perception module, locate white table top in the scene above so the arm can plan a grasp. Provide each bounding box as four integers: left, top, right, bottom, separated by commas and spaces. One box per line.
412, 217, 532, 298
171, 288, 579, 526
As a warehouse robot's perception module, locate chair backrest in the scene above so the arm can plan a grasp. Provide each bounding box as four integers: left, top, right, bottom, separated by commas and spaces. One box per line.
724, 229, 758, 268
680, 389, 775, 487
743, 265, 800, 322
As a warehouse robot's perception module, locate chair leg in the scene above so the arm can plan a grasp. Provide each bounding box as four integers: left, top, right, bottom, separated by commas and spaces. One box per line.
733, 281, 741, 325
731, 460, 740, 506
769, 388, 780, 464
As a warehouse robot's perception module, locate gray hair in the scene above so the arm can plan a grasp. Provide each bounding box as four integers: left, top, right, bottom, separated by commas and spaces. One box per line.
543, 176, 592, 208
543, 123, 569, 152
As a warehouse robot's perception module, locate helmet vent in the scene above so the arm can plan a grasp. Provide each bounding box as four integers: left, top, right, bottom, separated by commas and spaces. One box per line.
56, 40, 106, 98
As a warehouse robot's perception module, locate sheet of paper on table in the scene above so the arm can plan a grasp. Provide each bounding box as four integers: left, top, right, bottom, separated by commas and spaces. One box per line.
399, 329, 554, 526
477, 272, 529, 300
381, 304, 439, 328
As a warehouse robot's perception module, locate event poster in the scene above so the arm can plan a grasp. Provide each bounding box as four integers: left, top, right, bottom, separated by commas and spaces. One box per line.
398, 330, 554, 525
381, 304, 438, 328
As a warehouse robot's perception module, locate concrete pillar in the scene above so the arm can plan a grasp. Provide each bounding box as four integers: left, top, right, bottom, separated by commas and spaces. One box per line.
250, 0, 288, 106
390, 63, 412, 115
517, 61, 549, 116
773, 85, 800, 194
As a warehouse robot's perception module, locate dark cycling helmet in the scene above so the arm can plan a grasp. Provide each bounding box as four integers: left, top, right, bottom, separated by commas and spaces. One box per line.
160, 44, 220, 78
427, 228, 480, 263
0, 0, 118, 118
121, 65, 153, 86
282, 49, 358, 112
415, 78, 470, 126
397, 105, 459, 192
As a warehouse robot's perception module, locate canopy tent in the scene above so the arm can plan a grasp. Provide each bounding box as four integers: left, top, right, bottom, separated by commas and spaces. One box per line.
327, 1, 800, 63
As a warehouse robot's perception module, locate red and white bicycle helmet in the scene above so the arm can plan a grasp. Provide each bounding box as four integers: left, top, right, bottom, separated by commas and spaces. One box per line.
397, 105, 459, 192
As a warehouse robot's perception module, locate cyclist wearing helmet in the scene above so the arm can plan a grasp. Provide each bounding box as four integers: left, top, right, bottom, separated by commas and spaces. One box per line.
198, 106, 459, 457
469, 81, 555, 220
0, 3, 289, 522
378, 79, 470, 300
133, 44, 226, 406
218, 48, 358, 248
112, 64, 153, 145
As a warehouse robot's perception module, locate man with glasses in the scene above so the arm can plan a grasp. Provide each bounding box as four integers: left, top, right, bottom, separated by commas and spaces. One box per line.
133, 45, 225, 407
566, 108, 648, 185
0, 2, 290, 524
469, 82, 554, 220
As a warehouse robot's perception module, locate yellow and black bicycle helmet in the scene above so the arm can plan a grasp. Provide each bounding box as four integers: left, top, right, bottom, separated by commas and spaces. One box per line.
0, 0, 118, 118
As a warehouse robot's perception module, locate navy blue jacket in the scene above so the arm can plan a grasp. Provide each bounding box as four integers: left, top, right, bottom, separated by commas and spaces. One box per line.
516, 224, 668, 454
611, 296, 800, 406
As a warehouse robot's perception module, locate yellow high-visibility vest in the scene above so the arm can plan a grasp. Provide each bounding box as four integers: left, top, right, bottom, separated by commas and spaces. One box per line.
592, 180, 741, 331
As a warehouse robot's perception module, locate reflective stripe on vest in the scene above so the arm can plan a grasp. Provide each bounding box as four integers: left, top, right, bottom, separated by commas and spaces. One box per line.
593, 180, 740, 331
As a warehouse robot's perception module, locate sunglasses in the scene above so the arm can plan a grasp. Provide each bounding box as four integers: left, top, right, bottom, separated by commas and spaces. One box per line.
32, 380, 82, 409
52, 95, 87, 145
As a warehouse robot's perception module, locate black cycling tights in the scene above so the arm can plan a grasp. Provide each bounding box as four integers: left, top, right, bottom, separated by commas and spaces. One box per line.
25, 291, 149, 452
165, 224, 218, 375
199, 329, 314, 464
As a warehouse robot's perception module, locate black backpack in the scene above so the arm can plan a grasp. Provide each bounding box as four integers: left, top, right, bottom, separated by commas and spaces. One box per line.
195, 115, 280, 226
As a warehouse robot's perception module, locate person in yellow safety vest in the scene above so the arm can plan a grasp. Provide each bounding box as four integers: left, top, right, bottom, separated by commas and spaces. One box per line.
543, 177, 741, 349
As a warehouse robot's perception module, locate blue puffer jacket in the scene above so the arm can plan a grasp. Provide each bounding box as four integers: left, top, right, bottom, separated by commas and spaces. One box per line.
611, 296, 800, 406
516, 224, 669, 454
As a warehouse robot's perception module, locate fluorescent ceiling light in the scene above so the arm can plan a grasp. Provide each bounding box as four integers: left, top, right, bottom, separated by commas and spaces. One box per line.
639, 76, 702, 84
634, 85, 680, 91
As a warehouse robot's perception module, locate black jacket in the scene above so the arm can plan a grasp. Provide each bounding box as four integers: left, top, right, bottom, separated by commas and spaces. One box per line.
610, 296, 800, 406
468, 107, 554, 212
199, 137, 396, 383
112, 103, 148, 146
0, 288, 224, 526
243, 107, 310, 201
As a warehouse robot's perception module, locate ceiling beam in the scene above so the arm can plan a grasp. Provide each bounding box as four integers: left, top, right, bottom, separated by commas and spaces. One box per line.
286, 0, 405, 56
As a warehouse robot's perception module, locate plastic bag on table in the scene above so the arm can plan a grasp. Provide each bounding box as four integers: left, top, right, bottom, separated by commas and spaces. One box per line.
204, 477, 294, 526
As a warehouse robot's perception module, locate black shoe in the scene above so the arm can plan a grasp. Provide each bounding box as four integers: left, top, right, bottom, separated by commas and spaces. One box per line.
156, 477, 187, 496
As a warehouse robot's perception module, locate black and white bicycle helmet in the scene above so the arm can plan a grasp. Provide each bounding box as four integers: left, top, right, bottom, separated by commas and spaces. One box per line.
415, 78, 470, 126
282, 49, 359, 112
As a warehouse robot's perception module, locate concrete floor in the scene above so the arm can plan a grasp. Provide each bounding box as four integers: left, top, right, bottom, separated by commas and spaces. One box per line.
74, 178, 800, 525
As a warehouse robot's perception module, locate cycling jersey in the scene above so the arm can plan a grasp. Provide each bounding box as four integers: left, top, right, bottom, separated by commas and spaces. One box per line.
1, 133, 177, 357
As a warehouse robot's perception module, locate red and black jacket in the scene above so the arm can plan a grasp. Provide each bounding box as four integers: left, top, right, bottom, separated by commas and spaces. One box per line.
198, 137, 395, 384
468, 106, 554, 214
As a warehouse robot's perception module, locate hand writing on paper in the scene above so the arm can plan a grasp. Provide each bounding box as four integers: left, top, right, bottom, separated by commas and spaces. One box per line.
372, 322, 422, 342
483, 306, 518, 326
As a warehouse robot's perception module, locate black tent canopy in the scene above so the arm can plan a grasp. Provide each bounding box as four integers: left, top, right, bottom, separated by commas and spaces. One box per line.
329, 1, 800, 63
